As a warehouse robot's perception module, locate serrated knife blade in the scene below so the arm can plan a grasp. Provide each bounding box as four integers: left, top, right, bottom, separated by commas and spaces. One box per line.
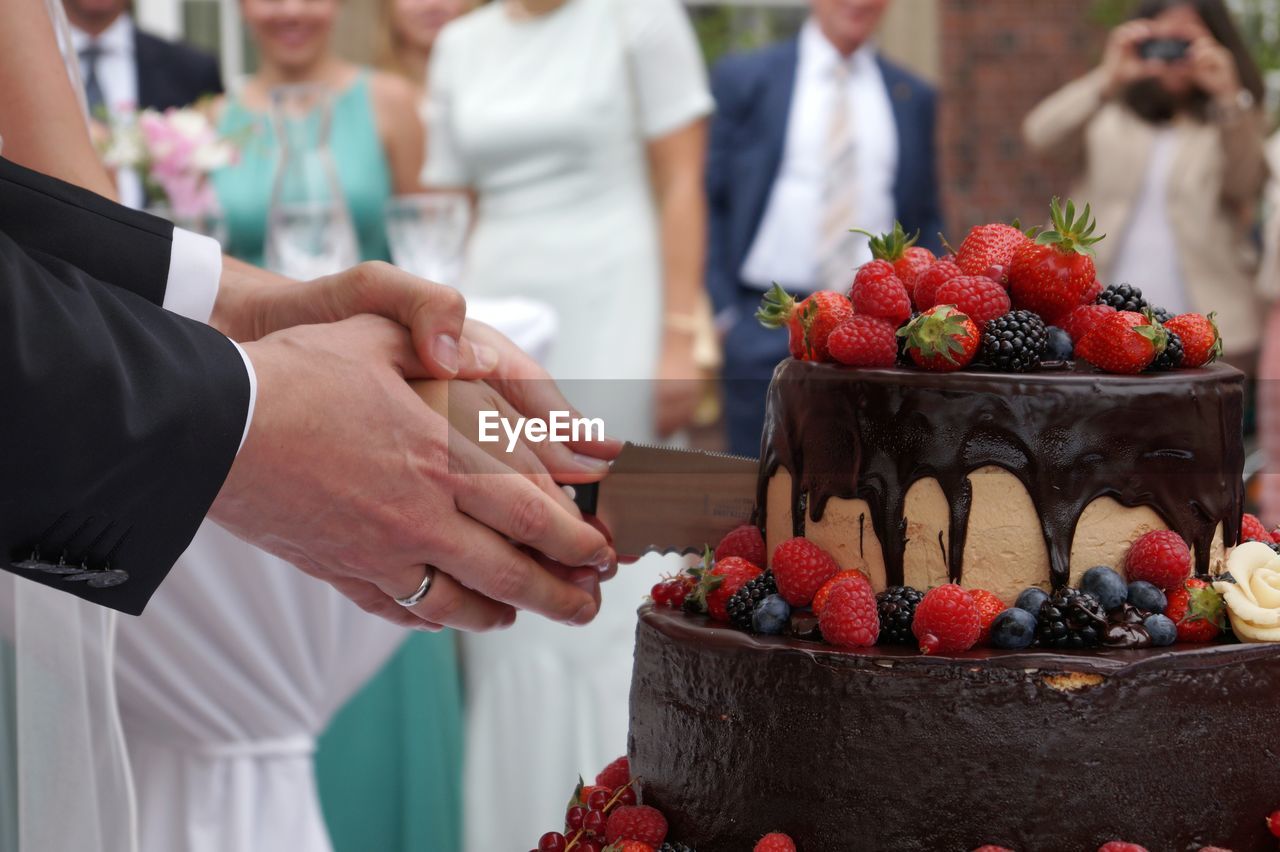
571, 443, 758, 559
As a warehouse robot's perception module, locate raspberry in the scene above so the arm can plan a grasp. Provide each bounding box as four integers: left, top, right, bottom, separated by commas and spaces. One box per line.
912, 584, 981, 654
595, 756, 629, 790
850, 268, 912, 324
1097, 843, 1148, 852
604, 805, 668, 846
771, 537, 840, 607
817, 573, 879, 648
1268, 809, 1280, 838
714, 524, 766, 566
1062, 303, 1116, 343
1241, 513, 1269, 543
1124, 530, 1191, 592
913, 259, 964, 309
827, 315, 899, 368
851, 258, 897, 292
813, 569, 871, 616
968, 589, 1006, 645
754, 833, 798, 852
934, 274, 1012, 329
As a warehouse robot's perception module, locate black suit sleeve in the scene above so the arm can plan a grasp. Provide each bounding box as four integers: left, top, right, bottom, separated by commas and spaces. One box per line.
0, 157, 174, 306
0, 232, 249, 615
705, 59, 740, 319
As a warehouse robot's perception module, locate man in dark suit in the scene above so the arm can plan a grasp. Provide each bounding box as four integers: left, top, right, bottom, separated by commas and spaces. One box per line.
707, 0, 944, 457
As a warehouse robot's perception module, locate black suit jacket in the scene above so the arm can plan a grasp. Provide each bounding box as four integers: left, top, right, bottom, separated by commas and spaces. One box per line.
0, 158, 249, 615
135, 28, 223, 111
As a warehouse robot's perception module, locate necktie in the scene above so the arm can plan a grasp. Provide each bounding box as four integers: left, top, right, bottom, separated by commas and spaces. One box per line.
80, 42, 106, 118
817, 61, 859, 293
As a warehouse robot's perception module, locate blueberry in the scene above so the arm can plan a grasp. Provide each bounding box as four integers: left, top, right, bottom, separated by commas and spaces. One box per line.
990, 607, 1038, 650
1044, 326, 1073, 361
1144, 613, 1177, 646
1127, 580, 1168, 614
752, 594, 791, 635
1081, 566, 1127, 611
1014, 587, 1050, 616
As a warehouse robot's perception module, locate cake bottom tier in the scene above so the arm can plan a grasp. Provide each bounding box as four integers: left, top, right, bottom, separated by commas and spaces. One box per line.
629, 607, 1280, 851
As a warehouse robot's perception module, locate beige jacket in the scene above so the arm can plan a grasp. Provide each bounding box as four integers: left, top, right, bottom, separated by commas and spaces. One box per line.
1023, 69, 1268, 356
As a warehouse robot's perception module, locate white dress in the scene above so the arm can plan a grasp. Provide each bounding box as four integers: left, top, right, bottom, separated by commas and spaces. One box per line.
425, 2, 712, 848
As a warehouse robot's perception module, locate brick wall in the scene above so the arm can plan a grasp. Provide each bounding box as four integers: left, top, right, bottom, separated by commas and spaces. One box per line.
938, 0, 1105, 238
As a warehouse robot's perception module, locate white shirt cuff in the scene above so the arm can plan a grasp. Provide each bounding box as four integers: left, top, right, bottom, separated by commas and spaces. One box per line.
229, 342, 258, 454
162, 227, 223, 322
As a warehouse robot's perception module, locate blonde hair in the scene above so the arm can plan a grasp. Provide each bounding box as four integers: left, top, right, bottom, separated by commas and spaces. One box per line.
375, 0, 476, 83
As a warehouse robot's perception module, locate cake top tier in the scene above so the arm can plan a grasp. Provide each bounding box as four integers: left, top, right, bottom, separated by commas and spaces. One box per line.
759, 360, 1245, 587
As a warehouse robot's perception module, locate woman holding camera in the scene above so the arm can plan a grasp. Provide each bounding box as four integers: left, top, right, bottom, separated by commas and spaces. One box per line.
1023, 0, 1267, 367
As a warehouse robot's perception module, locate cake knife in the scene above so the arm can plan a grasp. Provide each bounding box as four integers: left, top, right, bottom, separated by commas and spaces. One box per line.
570, 443, 758, 559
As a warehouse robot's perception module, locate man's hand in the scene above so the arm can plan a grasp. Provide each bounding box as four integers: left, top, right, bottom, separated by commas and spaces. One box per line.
209, 315, 616, 632
210, 257, 498, 381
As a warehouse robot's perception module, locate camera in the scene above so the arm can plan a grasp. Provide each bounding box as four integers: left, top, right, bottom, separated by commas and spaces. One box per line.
1138, 37, 1191, 62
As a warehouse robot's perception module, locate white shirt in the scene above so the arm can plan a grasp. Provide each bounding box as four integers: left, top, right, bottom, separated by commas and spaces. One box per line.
740, 20, 899, 292
70, 14, 144, 209
1108, 127, 1190, 314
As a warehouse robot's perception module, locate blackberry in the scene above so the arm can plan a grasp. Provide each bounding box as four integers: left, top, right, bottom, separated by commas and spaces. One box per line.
1150, 305, 1174, 325
1095, 283, 1148, 313
1147, 330, 1184, 372
1266, 541, 1280, 557
726, 570, 778, 631
979, 310, 1048, 372
876, 585, 924, 645
1036, 588, 1107, 649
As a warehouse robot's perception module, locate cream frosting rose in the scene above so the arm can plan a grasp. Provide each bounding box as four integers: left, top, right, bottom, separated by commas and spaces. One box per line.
1214, 541, 1280, 643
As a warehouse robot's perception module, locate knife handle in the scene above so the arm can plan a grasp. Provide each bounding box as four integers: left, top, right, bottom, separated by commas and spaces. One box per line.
571, 482, 599, 517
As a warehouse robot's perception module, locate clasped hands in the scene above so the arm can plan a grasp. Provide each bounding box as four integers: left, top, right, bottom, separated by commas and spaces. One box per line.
207, 259, 620, 632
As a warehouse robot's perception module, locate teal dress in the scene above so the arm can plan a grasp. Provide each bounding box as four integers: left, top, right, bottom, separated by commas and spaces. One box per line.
213, 69, 393, 266
214, 70, 463, 852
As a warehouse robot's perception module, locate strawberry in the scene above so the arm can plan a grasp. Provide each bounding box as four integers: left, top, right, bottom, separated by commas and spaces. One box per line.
1268, 808, 1280, 838
756, 285, 854, 362
813, 569, 873, 616
933, 275, 1012, 329
1124, 530, 1191, 592
818, 575, 880, 648
1076, 310, 1166, 374
1097, 842, 1148, 852
900, 305, 981, 372
850, 270, 912, 325
912, 584, 981, 654
754, 833, 798, 852
1009, 198, 1104, 323
715, 524, 766, 567
827, 315, 899, 368
1165, 577, 1225, 643
955, 222, 1030, 286
1083, 276, 1104, 302
1272, 528, 1280, 546
1062, 303, 1116, 343
595, 756, 630, 790
1241, 513, 1270, 543
1163, 312, 1222, 367
912, 258, 964, 309
686, 551, 762, 622
771, 537, 840, 607
855, 221, 935, 284
968, 588, 1006, 646
604, 805, 667, 846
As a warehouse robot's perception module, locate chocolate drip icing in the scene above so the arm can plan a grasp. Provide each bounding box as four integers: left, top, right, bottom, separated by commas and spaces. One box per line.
758, 361, 1244, 588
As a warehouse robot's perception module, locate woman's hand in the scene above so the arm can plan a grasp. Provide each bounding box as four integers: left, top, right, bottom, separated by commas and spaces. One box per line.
1189, 36, 1242, 100
1101, 20, 1157, 97
654, 329, 707, 439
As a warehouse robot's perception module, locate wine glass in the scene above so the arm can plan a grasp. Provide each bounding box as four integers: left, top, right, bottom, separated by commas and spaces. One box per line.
384, 193, 471, 287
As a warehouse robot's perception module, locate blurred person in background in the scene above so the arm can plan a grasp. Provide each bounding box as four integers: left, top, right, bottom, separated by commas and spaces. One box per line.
1255, 131, 1280, 522
1023, 0, 1267, 369
211, 0, 424, 267
422, 0, 713, 846
376, 0, 472, 93
706, 0, 943, 457
65, 0, 223, 207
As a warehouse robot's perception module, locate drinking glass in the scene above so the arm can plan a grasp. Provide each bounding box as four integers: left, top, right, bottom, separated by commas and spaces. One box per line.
384, 193, 471, 287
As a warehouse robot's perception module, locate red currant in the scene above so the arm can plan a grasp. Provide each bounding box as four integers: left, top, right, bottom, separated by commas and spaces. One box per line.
582, 808, 606, 836
1269, 809, 1280, 838
651, 582, 672, 606
537, 831, 566, 852
586, 789, 609, 811
564, 805, 586, 831
612, 785, 636, 806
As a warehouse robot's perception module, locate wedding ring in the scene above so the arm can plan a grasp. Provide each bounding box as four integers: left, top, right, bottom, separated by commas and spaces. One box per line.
394, 566, 435, 607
